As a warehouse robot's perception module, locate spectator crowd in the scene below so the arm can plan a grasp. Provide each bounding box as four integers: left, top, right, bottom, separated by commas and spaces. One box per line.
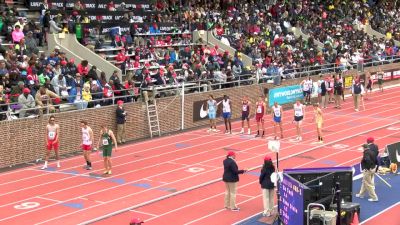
1, 0, 400, 120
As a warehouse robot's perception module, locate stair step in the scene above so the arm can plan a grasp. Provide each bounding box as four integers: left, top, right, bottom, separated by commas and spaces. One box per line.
148, 110, 157, 113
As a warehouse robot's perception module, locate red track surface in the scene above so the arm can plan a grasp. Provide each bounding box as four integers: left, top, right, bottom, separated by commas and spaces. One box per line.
1, 87, 400, 225
362, 203, 400, 225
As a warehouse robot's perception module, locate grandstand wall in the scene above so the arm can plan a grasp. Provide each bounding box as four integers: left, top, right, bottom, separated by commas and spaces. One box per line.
2, 64, 400, 168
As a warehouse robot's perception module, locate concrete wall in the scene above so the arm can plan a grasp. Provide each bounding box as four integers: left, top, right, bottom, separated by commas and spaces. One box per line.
47, 33, 122, 80
2, 63, 400, 168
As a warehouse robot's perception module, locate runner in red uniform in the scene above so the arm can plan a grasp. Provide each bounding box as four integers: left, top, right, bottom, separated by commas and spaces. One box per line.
42, 115, 60, 169
255, 96, 266, 138
240, 96, 251, 135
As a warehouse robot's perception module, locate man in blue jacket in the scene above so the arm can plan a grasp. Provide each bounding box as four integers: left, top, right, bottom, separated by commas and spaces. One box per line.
223, 151, 246, 211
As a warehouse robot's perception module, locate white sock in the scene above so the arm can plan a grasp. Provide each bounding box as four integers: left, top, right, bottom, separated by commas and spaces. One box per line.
44, 161, 48, 167
57, 161, 61, 167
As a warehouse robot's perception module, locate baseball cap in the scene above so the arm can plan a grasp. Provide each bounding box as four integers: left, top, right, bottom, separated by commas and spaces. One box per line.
23, 88, 31, 94
227, 151, 235, 157
367, 137, 374, 143
264, 155, 272, 161
117, 100, 124, 105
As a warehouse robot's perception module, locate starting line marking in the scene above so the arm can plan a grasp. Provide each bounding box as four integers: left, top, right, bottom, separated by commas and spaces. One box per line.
331, 144, 349, 149
14, 202, 40, 210
387, 127, 400, 131
185, 167, 205, 173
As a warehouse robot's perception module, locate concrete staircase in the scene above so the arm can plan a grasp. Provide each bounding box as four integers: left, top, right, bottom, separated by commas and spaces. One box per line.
192, 30, 253, 68
292, 27, 325, 49
358, 24, 400, 47
47, 33, 122, 80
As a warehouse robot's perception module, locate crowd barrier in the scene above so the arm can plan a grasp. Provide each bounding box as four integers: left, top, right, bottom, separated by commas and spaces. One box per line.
1, 62, 400, 168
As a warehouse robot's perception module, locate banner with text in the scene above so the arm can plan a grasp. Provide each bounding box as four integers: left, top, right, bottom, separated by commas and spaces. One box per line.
279, 173, 306, 225
30, 0, 153, 10
268, 85, 303, 107
192, 97, 223, 122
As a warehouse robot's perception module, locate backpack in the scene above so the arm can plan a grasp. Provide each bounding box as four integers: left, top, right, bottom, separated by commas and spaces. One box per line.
353, 84, 361, 94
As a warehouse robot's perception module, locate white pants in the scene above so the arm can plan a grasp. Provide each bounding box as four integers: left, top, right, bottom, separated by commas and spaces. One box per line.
262, 188, 275, 214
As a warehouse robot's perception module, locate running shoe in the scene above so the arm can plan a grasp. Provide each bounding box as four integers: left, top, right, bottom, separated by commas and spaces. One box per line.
231, 208, 240, 212
107, 171, 112, 175
240, 128, 244, 134
57, 162, 61, 168
355, 194, 364, 198
41, 165, 47, 170
86, 166, 92, 170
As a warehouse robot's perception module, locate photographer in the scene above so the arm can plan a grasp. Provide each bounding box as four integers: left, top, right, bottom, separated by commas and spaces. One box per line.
356, 141, 379, 202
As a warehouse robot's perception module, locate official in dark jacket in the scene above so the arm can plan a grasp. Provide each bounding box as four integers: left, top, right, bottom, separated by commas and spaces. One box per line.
367, 137, 379, 163
259, 155, 275, 217
223, 151, 246, 211
116, 100, 127, 144
356, 139, 379, 202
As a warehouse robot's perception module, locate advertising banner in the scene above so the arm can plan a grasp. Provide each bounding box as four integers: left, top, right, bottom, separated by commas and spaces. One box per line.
192, 97, 223, 122
393, 70, 400, 79
280, 173, 306, 225
344, 76, 353, 88
268, 85, 303, 107
386, 142, 400, 167
30, 0, 152, 10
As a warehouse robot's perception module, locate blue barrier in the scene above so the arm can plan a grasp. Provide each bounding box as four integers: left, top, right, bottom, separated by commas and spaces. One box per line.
268, 85, 304, 107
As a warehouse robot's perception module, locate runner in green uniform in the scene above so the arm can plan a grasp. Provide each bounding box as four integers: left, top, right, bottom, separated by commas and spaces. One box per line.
97, 125, 118, 175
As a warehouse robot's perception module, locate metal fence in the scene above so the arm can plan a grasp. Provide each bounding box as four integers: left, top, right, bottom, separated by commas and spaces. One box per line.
1, 57, 399, 121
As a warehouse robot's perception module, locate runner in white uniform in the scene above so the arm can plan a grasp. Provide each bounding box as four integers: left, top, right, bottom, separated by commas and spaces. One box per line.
42, 115, 61, 169
221, 95, 232, 134
272, 102, 283, 140
81, 120, 94, 170
293, 100, 306, 141
301, 76, 313, 105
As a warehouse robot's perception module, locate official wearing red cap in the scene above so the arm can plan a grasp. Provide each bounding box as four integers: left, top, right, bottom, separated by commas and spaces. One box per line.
222, 151, 246, 211
116, 98, 127, 144
259, 155, 275, 217
356, 137, 379, 202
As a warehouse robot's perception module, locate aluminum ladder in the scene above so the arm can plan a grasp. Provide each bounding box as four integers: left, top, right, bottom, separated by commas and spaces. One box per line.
146, 100, 161, 138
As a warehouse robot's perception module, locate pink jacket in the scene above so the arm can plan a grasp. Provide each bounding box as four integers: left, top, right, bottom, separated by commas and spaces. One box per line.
12, 30, 25, 43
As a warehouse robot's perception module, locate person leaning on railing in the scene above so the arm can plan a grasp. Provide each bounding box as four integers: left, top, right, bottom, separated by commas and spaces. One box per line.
35, 86, 60, 114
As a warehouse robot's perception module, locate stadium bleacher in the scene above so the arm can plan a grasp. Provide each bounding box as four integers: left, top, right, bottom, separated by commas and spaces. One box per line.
1, 0, 400, 121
